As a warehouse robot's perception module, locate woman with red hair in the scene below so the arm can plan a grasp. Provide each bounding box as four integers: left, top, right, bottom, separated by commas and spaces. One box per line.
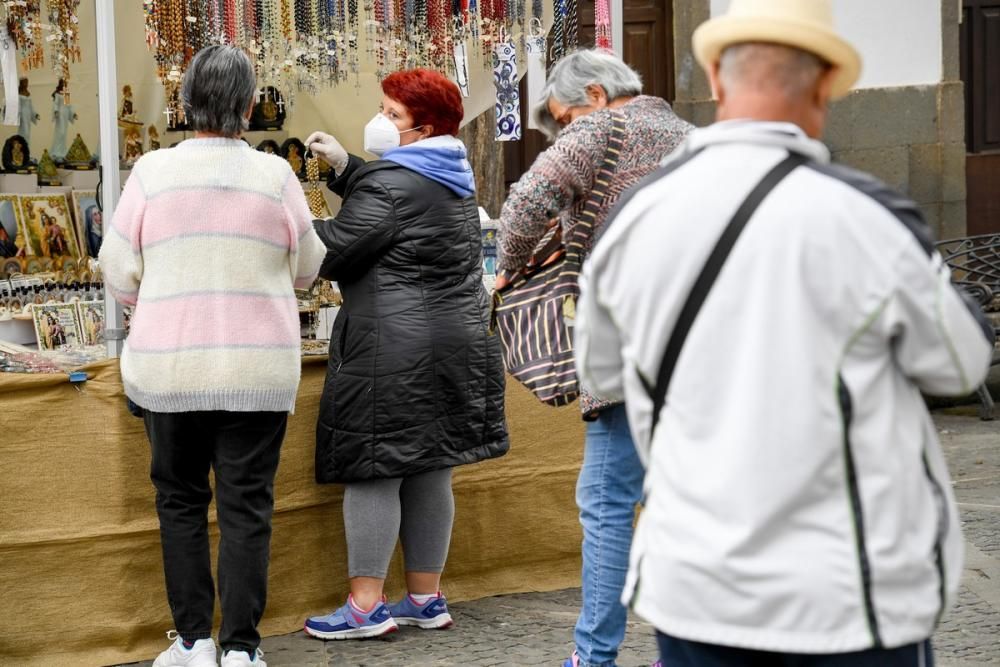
303, 69, 509, 640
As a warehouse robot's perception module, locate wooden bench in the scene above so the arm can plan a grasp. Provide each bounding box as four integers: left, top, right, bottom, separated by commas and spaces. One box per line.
936, 234, 1000, 420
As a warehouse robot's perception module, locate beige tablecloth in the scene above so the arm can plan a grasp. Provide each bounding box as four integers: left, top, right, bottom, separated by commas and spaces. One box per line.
0, 357, 586, 666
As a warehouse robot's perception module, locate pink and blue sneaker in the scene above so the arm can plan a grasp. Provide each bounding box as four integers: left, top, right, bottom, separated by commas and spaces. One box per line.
387, 592, 454, 629
303, 595, 398, 640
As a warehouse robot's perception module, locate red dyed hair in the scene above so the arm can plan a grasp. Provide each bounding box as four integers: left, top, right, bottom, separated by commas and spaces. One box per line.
381, 68, 463, 137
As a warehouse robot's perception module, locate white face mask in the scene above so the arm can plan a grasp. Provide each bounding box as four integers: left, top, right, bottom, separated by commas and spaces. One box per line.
364, 112, 424, 157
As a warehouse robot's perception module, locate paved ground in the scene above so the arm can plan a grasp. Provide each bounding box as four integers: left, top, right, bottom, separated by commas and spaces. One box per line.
124, 409, 1000, 667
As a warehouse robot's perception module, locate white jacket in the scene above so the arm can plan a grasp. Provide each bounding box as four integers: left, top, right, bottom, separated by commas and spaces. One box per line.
576, 121, 995, 654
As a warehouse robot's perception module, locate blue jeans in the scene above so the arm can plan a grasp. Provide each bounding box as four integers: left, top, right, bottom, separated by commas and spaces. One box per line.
574, 404, 645, 667
657, 632, 934, 667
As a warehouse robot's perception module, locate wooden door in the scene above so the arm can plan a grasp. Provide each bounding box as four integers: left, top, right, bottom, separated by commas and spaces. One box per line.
504, 0, 675, 190
961, 0, 1000, 235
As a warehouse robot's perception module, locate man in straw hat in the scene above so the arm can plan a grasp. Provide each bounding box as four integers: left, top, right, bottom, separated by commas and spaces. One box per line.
575, 0, 996, 664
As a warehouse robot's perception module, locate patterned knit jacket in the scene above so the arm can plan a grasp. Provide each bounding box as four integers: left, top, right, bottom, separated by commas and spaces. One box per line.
99, 137, 327, 413
497, 95, 693, 417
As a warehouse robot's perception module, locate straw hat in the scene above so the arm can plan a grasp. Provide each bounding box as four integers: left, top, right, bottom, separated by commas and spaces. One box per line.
693, 0, 862, 99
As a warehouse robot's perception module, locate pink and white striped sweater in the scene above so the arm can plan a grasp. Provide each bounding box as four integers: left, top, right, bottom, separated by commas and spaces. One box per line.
99, 137, 326, 413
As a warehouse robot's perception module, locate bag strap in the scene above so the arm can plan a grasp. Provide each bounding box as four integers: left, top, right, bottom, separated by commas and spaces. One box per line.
565, 110, 627, 269
643, 152, 807, 439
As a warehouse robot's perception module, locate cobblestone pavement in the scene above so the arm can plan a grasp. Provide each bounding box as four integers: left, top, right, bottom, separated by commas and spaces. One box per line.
123, 410, 999, 667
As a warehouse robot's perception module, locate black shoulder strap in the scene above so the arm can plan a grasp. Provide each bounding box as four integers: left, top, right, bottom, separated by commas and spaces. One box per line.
643, 153, 807, 438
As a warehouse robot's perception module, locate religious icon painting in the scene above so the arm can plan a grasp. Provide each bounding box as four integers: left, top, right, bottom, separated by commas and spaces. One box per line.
76, 299, 105, 346
72, 191, 101, 258
2, 135, 32, 173
0, 194, 25, 259
250, 86, 287, 131
18, 194, 79, 261
281, 138, 308, 180
31, 302, 83, 350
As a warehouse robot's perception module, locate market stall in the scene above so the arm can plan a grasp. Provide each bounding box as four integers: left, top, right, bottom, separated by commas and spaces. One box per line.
0, 357, 586, 666
0, 1, 608, 664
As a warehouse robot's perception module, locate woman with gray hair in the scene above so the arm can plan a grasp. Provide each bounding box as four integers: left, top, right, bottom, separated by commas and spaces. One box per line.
99, 45, 324, 667
495, 48, 692, 667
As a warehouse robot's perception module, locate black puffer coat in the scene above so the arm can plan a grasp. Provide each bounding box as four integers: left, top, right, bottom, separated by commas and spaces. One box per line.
314, 154, 509, 483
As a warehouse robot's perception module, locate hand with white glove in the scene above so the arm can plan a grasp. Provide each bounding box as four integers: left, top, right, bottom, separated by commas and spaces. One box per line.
305, 131, 349, 175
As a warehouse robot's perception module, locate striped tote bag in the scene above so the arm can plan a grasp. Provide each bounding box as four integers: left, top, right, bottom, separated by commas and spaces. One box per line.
492, 112, 625, 406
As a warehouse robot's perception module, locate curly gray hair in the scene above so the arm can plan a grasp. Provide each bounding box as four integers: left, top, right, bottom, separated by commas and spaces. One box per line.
533, 49, 643, 140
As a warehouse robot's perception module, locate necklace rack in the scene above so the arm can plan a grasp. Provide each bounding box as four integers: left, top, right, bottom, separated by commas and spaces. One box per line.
145, 0, 533, 103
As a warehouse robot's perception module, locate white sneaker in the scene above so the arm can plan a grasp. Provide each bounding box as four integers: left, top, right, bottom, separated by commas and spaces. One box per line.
151, 631, 217, 667
221, 647, 267, 667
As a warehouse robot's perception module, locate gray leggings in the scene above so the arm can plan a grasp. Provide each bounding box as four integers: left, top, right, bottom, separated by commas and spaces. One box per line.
343, 467, 454, 579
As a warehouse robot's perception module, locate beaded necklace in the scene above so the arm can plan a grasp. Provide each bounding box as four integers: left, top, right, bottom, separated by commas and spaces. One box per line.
48, 0, 82, 85
594, 0, 610, 49
305, 157, 326, 217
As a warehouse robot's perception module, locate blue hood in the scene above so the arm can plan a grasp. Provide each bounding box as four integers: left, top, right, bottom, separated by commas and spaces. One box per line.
382, 136, 476, 198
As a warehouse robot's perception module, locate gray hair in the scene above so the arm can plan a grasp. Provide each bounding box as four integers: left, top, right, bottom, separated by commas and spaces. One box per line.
533, 49, 643, 140
180, 45, 256, 137
719, 43, 827, 101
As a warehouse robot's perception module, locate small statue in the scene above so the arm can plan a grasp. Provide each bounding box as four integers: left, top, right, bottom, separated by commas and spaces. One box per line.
36, 149, 61, 185
123, 127, 143, 167
63, 134, 95, 169
148, 126, 160, 151
50, 79, 77, 162
119, 84, 135, 122
17, 78, 39, 147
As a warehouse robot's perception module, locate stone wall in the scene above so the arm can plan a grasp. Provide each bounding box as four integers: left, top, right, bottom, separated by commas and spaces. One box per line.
671, 0, 966, 239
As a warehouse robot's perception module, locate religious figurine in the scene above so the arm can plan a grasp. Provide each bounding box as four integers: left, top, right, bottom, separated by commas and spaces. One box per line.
148, 125, 161, 151
257, 139, 280, 155
2, 135, 32, 173
250, 86, 286, 131
17, 78, 39, 147
50, 79, 77, 162
63, 134, 95, 169
119, 84, 135, 122
281, 138, 307, 179
36, 149, 61, 186
118, 83, 144, 148
122, 127, 143, 167
38, 150, 62, 185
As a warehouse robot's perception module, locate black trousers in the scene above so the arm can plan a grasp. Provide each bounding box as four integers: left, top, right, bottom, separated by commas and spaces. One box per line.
657, 632, 934, 667
144, 410, 287, 654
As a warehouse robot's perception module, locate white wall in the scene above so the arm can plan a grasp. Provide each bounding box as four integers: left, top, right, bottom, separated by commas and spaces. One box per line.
709, 0, 943, 89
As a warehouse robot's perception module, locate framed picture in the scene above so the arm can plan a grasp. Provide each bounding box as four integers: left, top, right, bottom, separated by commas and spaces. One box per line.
76, 299, 105, 346
71, 190, 102, 258
18, 194, 80, 260
31, 302, 83, 350
0, 194, 24, 259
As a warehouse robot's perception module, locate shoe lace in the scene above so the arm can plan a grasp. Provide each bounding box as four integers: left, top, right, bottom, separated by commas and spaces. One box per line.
166, 630, 179, 641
